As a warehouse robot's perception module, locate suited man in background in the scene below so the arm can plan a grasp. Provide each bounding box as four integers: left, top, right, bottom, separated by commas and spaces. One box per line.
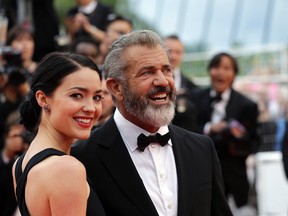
194, 52, 259, 210
72, 30, 232, 216
164, 35, 198, 132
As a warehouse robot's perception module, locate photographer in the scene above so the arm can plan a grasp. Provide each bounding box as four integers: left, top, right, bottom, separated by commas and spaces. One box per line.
0, 68, 30, 149
5, 25, 37, 76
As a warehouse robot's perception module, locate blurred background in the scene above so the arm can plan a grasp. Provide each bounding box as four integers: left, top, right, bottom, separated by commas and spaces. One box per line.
0, 0, 287, 215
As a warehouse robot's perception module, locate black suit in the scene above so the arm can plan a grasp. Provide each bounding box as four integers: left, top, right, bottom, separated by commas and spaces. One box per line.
281, 122, 288, 179
72, 117, 232, 216
173, 75, 199, 132
194, 87, 259, 207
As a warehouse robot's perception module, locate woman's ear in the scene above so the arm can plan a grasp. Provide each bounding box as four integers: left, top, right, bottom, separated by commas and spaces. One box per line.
105, 78, 124, 101
35, 90, 49, 109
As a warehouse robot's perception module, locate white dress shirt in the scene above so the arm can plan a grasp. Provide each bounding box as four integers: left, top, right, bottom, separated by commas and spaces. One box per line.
114, 109, 178, 216
204, 88, 231, 134
79, 0, 97, 14
173, 67, 182, 91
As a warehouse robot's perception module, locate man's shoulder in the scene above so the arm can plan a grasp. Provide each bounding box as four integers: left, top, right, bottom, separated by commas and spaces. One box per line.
232, 89, 257, 107
96, 2, 114, 13
169, 124, 211, 142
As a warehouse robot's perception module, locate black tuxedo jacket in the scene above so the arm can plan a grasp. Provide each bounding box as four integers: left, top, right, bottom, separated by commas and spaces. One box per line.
193, 87, 259, 206
72, 117, 232, 216
194, 87, 259, 157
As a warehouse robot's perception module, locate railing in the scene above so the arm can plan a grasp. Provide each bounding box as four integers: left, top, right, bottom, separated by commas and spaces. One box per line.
181, 43, 288, 86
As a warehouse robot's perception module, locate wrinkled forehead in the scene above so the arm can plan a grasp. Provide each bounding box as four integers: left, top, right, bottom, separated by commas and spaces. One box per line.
123, 45, 170, 71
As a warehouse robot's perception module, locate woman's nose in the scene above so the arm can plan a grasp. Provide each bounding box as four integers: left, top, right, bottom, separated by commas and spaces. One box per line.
82, 99, 96, 113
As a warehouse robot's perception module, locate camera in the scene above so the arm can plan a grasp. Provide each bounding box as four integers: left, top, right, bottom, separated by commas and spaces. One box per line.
0, 46, 22, 70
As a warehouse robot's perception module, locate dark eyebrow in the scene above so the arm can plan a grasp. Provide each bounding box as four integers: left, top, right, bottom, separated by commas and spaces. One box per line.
69, 87, 102, 94
162, 64, 171, 69
140, 66, 157, 71
140, 64, 171, 71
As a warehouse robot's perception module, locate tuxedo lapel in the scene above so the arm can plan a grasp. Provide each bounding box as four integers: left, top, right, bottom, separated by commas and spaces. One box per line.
225, 89, 238, 119
169, 125, 196, 215
97, 118, 159, 216
202, 89, 213, 121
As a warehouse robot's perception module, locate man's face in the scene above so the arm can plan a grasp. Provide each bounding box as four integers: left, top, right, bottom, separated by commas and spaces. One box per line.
209, 56, 236, 94
76, 0, 91, 6
120, 45, 176, 131
106, 20, 132, 42
75, 42, 98, 63
164, 38, 184, 70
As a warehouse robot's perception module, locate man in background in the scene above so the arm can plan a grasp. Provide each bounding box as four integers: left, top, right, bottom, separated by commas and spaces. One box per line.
164, 35, 198, 131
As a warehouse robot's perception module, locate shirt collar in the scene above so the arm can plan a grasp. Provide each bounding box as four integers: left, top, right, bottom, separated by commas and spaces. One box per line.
173, 67, 181, 91
210, 88, 231, 102
79, 0, 97, 14
113, 109, 171, 152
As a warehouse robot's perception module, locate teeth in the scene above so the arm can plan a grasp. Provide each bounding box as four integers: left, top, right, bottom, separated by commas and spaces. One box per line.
152, 93, 167, 99
75, 118, 91, 124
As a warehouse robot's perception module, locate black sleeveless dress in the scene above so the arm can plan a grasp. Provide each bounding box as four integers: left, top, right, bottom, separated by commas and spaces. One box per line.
14, 148, 106, 216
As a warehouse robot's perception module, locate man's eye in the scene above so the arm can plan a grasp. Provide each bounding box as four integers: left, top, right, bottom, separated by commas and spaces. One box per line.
164, 68, 172, 74
143, 70, 154, 75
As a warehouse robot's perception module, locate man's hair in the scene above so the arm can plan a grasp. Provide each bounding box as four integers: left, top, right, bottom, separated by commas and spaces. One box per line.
207, 52, 239, 74
164, 34, 180, 41
103, 30, 168, 82
106, 14, 133, 30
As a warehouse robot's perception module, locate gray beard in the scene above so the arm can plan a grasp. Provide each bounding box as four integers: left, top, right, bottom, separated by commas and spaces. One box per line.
123, 85, 176, 127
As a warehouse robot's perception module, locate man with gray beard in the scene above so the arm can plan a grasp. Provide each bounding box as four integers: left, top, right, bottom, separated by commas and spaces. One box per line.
71, 30, 232, 216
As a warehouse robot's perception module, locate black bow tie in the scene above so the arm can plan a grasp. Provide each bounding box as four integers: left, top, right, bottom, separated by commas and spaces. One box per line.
137, 132, 170, 152
210, 94, 222, 104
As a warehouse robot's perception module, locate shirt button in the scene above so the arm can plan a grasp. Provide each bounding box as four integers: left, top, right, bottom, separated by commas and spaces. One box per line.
167, 204, 172, 209
151, 144, 155, 148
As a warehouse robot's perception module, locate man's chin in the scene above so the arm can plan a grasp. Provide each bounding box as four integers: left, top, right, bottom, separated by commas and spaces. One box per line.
141, 105, 175, 127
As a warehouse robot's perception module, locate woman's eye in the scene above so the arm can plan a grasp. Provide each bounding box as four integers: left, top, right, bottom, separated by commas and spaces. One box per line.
71, 93, 82, 99
93, 95, 103, 101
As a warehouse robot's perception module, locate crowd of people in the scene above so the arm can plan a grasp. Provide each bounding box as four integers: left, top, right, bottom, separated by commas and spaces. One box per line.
0, 0, 287, 216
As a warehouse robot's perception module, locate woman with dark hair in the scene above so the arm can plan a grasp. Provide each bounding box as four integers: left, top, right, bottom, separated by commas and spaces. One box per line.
12, 52, 106, 216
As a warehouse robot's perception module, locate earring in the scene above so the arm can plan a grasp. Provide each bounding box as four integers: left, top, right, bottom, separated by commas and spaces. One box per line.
43, 104, 50, 113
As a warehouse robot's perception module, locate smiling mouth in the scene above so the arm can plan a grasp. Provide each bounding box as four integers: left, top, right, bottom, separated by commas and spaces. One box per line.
149, 93, 169, 102
74, 118, 92, 124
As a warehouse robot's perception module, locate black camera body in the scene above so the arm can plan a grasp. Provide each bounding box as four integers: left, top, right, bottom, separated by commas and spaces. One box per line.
0, 46, 22, 70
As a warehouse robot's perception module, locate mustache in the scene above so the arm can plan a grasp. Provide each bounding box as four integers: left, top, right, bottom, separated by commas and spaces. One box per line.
147, 86, 173, 97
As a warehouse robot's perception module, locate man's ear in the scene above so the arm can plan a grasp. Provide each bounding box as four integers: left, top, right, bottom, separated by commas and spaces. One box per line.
35, 90, 49, 108
105, 78, 124, 101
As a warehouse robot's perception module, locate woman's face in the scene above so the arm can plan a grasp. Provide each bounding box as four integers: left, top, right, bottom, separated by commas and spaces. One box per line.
11, 32, 34, 62
46, 67, 102, 141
